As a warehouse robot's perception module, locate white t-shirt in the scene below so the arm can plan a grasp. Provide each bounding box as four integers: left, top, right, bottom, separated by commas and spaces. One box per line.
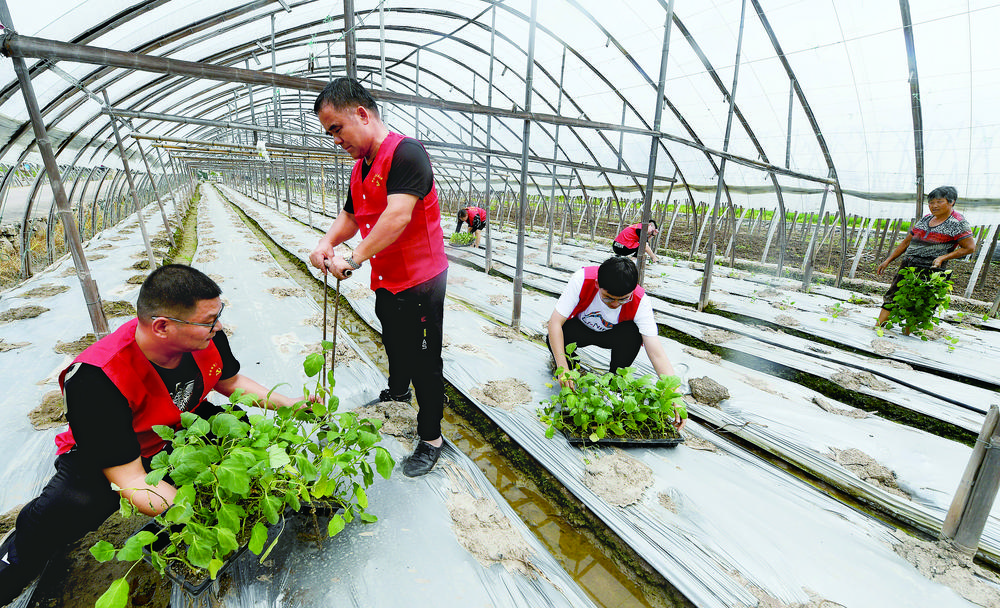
554, 269, 657, 336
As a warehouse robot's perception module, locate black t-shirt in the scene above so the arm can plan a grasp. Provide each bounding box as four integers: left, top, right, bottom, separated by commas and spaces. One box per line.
63, 331, 240, 468
343, 138, 433, 214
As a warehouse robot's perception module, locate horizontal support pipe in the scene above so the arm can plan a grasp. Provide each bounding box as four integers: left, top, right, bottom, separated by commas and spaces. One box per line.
3, 33, 836, 187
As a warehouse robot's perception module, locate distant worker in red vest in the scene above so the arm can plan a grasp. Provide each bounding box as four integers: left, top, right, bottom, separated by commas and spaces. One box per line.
547, 257, 682, 428
309, 77, 448, 477
455, 205, 487, 248
613, 220, 659, 264
0, 265, 305, 605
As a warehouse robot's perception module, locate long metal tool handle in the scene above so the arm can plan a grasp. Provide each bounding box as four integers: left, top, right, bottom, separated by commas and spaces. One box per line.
322, 271, 328, 391
330, 277, 341, 387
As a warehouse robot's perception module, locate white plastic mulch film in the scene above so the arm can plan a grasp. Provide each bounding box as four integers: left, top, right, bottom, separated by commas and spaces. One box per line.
211, 182, 1000, 607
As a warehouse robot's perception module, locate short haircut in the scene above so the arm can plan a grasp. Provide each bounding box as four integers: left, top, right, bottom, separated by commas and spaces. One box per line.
313, 77, 380, 118
457, 209, 469, 220
927, 186, 958, 204
597, 256, 638, 297
137, 264, 222, 320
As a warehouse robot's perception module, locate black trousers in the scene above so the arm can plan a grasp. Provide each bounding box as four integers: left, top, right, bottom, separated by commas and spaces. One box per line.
4, 450, 121, 593
2, 400, 228, 595
612, 241, 638, 257
549, 317, 643, 373
374, 268, 447, 441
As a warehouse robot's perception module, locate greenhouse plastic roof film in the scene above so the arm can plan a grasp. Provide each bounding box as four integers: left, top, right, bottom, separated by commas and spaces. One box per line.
2, 1, 1000, 212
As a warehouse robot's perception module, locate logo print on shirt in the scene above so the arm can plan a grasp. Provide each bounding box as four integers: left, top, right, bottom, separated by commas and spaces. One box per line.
370, 173, 384, 188
581, 310, 612, 330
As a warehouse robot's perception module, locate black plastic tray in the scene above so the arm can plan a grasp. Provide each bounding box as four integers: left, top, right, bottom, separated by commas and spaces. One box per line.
137, 502, 342, 596
562, 430, 683, 448
139, 519, 254, 596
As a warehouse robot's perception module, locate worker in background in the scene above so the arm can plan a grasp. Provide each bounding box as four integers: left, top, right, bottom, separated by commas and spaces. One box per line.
875, 185, 975, 333
0, 265, 307, 605
455, 206, 487, 248
613, 220, 659, 264
309, 77, 448, 478
546, 257, 684, 429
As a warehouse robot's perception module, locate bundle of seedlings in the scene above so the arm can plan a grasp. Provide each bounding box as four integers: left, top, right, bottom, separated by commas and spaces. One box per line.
883, 266, 954, 340
90, 343, 394, 607
449, 232, 476, 246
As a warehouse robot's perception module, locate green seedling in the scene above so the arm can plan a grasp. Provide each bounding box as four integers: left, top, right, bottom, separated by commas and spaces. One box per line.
539, 344, 686, 443
883, 267, 953, 339
92, 343, 394, 608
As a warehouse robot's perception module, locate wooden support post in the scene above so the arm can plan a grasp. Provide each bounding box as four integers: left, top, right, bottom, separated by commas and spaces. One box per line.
849, 219, 873, 279
664, 199, 682, 251
873, 218, 892, 264
965, 224, 998, 298
976, 225, 999, 291
943, 406, 998, 542
943, 405, 1000, 553
761, 212, 778, 264
724, 205, 752, 259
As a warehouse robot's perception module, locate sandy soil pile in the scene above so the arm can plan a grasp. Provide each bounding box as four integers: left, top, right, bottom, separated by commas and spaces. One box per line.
582, 448, 653, 507
471, 378, 531, 412
448, 491, 538, 576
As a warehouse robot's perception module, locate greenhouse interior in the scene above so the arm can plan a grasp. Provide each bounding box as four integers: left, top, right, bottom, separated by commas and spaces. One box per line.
1, 1, 1000, 607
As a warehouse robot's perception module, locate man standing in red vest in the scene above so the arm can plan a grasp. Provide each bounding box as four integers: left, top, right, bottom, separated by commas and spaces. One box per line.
0, 265, 304, 605
547, 257, 682, 427
309, 78, 448, 478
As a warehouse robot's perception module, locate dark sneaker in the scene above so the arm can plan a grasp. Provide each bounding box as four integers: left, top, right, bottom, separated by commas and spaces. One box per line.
379, 388, 412, 403
402, 441, 442, 477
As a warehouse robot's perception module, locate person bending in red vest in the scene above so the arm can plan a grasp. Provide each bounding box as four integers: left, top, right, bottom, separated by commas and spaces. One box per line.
613, 220, 659, 264
309, 78, 448, 478
455, 206, 487, 248
0, 265, 306, 605
546, 257, 684, 428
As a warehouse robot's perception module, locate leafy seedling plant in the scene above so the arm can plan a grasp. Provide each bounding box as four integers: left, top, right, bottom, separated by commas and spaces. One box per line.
884, 266, 955, 341
91, 342, 394, 608
450, 231, 475, 246
539, 344, 687, 443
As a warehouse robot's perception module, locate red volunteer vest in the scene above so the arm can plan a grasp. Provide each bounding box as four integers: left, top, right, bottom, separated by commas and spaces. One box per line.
465, 206, 487, 225
55, 318, 224, 458
614, 223, 644, 248
350, 132, 448, 293
568, 266, 644, 322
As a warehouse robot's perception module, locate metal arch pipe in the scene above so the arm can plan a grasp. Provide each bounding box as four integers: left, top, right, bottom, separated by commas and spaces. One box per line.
751, 0, 848, 286
899, 0, 925, 219
75, 166, 102, 239
0, 0, 108, 334
0, 163, 18, 227
18, 169, 46, 279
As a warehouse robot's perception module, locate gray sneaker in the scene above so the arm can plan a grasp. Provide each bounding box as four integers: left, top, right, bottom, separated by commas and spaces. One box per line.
402, 441, 442, 477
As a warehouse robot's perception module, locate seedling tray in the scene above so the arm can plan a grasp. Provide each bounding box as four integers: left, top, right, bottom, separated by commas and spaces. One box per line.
562, 429, 683, 448
138, 519, 259, 596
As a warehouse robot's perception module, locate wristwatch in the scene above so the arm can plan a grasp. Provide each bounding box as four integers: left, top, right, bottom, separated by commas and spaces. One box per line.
343, 253, 362, 270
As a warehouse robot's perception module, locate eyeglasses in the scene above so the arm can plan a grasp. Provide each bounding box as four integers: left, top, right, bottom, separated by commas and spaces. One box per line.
153, 302, 225, 329
599, 291, 633, 305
